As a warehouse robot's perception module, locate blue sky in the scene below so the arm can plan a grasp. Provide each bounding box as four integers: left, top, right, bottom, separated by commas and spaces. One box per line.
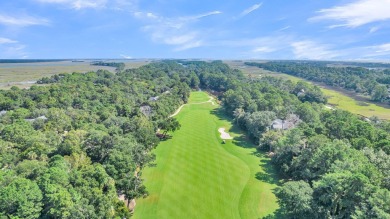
0, 0, 390, 60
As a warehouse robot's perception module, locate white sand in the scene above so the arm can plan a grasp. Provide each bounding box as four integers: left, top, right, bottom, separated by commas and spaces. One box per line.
325, 105, 335, 110
218, 128, 233, 140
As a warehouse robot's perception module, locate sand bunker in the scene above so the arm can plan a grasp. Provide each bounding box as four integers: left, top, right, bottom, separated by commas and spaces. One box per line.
218, 128, 233, 140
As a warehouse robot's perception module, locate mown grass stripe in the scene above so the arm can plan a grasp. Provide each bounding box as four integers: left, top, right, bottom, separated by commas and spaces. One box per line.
133, 92, 279, 219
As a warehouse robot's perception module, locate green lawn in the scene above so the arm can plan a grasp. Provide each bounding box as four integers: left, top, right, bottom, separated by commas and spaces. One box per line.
133, 92, 279, 219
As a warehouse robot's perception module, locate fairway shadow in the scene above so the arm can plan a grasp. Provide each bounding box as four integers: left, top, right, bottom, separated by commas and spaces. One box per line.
259, 209, 285, 219
257, 153, 282, 185
255, 172, 275, 184
147, 163, 157, 167
210, 108, 230, 121
159, 136, 173, 141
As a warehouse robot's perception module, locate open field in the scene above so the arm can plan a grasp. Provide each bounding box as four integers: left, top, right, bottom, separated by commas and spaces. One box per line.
0, 60, 150, 89
133, 92, 279, 219
225, 60, 300, 82
321, 88, 390, 120
226, 61, 390, 120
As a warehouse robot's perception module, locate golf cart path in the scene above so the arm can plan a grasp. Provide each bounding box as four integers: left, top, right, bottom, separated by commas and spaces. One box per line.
169, 96, 215, 117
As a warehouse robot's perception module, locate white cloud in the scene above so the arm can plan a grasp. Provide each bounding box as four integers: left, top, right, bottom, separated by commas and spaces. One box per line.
135, 10, 221, 51
120, 54, 132, 59
219, 35, 293, 53
252, 46, 276, 53
0, 44, 28, 59
239, 3, 263, 18
277, 26, 291, 31
163, 33, 198, 45
291, 41, 340, 60
192, 11, 222, 19
63, 0, 138, 11
0, 37, 17, 44
175, 40, 203, 51
364, 43, 390, 57
369, 26, 380, 33
310, 0, 390, 28
374, 43, 390, 53
0, 14, 49, 26
338, 43, 390, 59
36, 0, 106, 9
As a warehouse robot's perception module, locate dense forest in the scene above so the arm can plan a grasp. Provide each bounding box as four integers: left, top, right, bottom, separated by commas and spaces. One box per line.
0, 62, 191, 218
1, 60, 389, 218
245, 61, 390, 104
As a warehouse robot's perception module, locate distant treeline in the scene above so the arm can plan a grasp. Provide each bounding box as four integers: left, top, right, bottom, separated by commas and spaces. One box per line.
246, 61, 390, 104
91, 61, 125, 72
0, 59, 68, 63
330, 61, 390, 69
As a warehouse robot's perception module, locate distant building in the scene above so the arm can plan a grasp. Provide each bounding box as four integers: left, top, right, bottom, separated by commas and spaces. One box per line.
140, 105, 152, 117
271, 114, 301, 130
149, 96, 159, 101
25, 116, 48, 122
297, 89, 305, 97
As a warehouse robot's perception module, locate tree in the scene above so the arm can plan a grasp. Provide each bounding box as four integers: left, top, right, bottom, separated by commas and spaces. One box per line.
259, 130, 282, 152
275, 180, 313, 218
295, 102, 319, 124
244, 111, 276, 140
0, 177, 43, 219
313, 171, 371, 218
159, 117, 181, 138
371, 85, 388, 102
272, 128, 305, 174
122, 175, 147, 208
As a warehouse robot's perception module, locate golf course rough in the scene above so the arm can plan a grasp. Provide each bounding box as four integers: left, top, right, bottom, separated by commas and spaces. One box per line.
133, 92, 279, 219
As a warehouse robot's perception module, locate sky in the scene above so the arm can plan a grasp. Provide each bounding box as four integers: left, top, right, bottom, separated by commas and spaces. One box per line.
0, 0, 390, 60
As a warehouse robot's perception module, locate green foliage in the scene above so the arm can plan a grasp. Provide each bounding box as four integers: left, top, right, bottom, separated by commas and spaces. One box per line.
0, 61, 195, 218
275, 180, 313, 218
1, 60, 389, 218
0, 176, 43, 219
246, 61, 390, 104
212, 62, 390, 218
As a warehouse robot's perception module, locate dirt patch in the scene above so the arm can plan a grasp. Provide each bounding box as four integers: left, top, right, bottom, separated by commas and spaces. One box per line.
218, 128, 233, 140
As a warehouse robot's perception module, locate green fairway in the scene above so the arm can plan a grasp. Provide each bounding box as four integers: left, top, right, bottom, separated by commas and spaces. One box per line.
133, 92, 279, 219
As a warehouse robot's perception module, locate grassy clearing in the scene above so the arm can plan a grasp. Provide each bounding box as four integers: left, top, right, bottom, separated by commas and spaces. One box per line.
225, 61, 390, 120
321, 88, 390, 120
225, 60, 300, 82
133, 92, 279, 219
